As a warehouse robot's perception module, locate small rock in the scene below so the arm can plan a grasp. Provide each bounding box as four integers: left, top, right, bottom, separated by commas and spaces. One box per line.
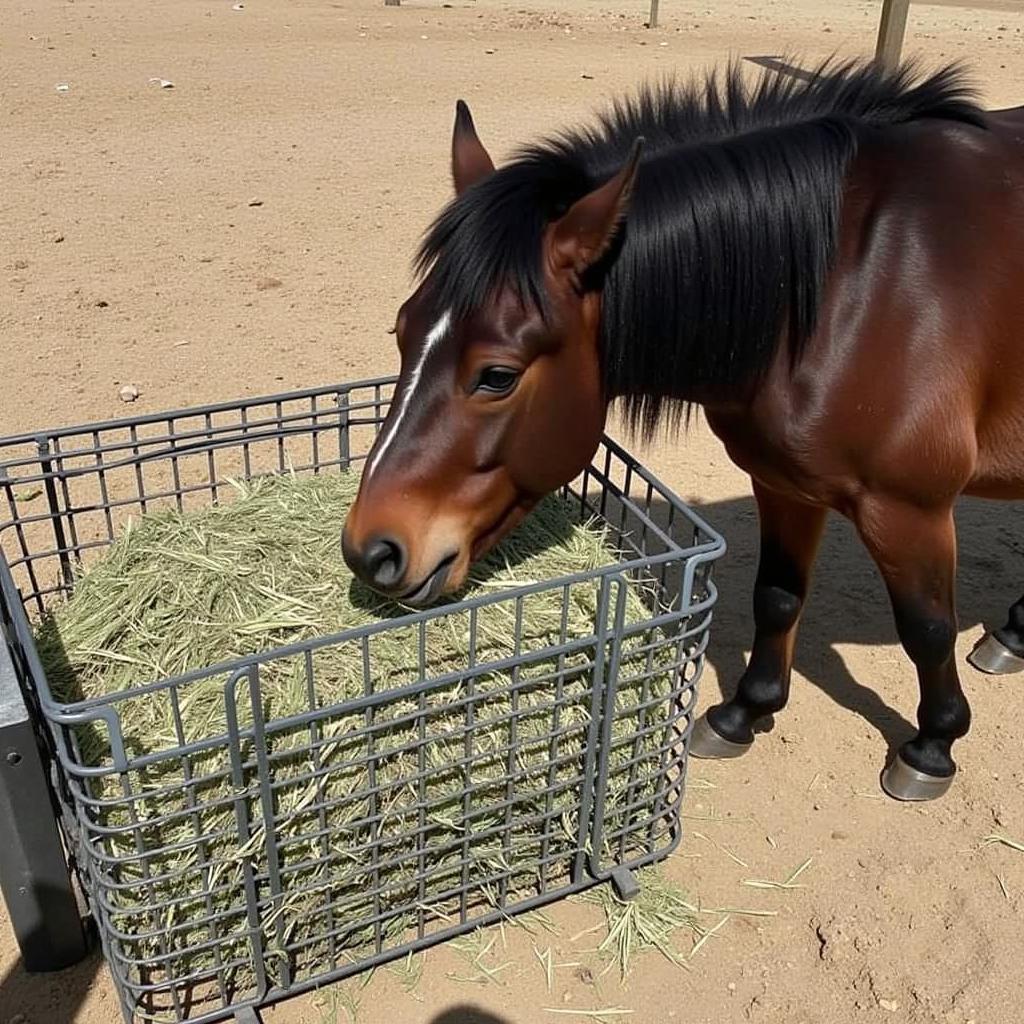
484, 48, 496, 54
118, 384, 140, 403
581, 73, 594, 79
247, 197, 263, 207
727, 982, 737, 992
256, 276, 283, 291
831, 830, 848, 840
55, 82, 70, 92
53, 234, 64, 243
878, 999, 899, 1013
148, 78, 174, 89
13, 259, 28, 270
232, 2, 245, 8
95, 299, 109, 308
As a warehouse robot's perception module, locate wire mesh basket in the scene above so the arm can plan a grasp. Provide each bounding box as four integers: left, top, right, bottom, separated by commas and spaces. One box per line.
0, 378, 724, 1023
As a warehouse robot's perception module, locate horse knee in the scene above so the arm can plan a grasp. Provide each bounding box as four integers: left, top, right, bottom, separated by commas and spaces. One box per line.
753, 584, 803, 633
894, 612, 956, 670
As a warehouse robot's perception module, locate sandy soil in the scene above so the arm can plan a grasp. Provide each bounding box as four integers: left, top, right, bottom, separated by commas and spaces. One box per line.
2, 1, 1024, 1023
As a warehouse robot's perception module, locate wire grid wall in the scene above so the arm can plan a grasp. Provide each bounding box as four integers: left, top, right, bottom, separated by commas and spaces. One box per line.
0, 380, 724, 1024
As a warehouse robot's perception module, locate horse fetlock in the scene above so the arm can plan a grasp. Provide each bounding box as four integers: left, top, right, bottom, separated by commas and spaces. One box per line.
736, 673, 789, 717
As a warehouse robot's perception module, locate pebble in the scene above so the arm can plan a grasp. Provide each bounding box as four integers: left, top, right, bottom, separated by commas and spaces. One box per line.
831, 829, 848, 840
119, 384, 140, 403
878, 998, 900, 1013
247, 197, 263, 207
53, 234, 64, 243
484, 48, 496, 54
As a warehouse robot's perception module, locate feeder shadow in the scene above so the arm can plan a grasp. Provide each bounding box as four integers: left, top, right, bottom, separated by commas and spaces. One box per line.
625, 492, 1022, 759
0, 885, 102, 1024
429, 1007, 512, 1024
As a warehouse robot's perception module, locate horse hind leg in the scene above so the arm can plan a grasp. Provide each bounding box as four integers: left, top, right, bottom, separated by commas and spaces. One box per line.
968, 592, 1024, 675
853, 497, 970, 801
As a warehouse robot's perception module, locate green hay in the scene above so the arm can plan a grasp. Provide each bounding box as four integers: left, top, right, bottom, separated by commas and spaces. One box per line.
575, 870, 701, 980
36, 471, 687, 1021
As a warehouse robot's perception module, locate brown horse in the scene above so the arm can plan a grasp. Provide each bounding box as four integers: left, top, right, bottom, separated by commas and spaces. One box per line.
341, 60, 1024, 802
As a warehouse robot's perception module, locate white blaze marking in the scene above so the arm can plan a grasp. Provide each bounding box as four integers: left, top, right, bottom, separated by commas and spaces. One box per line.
365, 308, 451, 482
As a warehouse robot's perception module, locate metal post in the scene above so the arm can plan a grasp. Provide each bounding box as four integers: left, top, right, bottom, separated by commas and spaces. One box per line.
0, 638, 87, 970
875, 0, 910, 69
648, 0, 660, 29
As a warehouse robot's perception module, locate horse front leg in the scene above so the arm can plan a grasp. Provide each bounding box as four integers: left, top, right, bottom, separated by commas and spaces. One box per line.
855, 497, 971, 800
691, 481, 827, 758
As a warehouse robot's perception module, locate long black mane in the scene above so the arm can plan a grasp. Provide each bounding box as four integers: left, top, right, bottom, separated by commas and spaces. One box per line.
416, 59, 985, 437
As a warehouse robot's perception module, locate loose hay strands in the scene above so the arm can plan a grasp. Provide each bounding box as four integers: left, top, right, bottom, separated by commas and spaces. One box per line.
983, 833, 1024, 854
742, 857, 814, 890
36, 471, 689, 1018
576, 870, 701, 979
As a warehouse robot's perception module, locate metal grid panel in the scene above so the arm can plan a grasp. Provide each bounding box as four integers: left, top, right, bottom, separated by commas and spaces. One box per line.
0, 379, 724, 1024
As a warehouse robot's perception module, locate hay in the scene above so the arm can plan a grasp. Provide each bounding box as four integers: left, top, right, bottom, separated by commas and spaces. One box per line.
37, 471, 685, 1020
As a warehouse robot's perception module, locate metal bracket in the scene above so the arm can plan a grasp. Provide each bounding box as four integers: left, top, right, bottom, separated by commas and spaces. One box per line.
0, 636, 88, 970
610, 867, 640, 902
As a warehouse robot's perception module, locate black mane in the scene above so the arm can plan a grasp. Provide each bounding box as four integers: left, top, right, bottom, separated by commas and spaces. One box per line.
416, 59, 985, 437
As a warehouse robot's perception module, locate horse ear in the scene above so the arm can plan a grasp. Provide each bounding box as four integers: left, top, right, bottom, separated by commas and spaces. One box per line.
549, 137, 644, 278
452, 100, 495, 195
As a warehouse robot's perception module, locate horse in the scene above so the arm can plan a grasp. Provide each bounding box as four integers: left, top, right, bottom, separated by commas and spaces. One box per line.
341, 59, 1024, 802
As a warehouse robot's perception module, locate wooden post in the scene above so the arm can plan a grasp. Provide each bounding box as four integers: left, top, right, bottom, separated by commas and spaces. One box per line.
875, 0, 910, 69
648, 0, 660, 29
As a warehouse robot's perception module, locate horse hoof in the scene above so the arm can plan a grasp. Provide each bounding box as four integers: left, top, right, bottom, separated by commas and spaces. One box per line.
689, 713, 753, 760
880, 754, 954, 802
967, 633, 1024, 676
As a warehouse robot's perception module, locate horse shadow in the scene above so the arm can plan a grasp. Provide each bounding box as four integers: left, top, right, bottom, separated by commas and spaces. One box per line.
660, 491, 1023, 755
428, 1008, 511, 1024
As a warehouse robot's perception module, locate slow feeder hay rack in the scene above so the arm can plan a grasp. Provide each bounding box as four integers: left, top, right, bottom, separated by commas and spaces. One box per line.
0, 377, 724, 1023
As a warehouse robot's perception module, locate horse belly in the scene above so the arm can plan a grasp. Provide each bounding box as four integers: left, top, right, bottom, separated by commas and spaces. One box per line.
969, 408, 1024, 499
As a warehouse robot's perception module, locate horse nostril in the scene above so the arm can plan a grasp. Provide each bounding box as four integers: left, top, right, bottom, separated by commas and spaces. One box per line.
363, 536, 406, 590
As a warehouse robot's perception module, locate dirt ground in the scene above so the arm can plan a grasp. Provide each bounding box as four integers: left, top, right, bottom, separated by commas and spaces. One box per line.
2, 1, 1024, 1023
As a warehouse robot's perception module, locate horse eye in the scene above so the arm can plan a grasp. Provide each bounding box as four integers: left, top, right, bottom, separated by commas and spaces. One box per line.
475, 366, 520, 395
